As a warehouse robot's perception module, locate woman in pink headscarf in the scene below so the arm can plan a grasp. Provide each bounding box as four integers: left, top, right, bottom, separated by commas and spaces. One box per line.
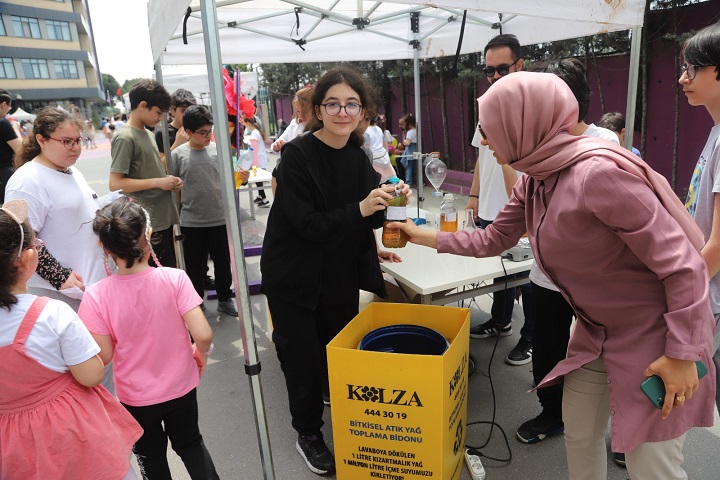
390, 71, 716, 479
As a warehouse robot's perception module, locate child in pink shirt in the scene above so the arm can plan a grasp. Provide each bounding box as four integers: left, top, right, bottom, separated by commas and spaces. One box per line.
0, 199, 141, 480
79, 196, 218, 479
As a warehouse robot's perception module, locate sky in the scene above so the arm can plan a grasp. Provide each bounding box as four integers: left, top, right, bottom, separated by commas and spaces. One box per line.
87, 0, 155, 83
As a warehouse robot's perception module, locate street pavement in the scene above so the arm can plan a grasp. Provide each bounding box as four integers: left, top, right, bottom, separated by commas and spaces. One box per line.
74, 133, 720, 480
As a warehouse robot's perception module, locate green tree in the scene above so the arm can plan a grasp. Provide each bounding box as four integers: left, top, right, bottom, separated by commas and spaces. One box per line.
121, 78, 142, 94
101, 73, 120, 102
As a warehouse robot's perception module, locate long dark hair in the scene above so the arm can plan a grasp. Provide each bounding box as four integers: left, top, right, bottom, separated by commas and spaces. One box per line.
16, 107, 84, 168
93, 197, 153, 269
0, 212, 33, 310
307, 66, 379, 148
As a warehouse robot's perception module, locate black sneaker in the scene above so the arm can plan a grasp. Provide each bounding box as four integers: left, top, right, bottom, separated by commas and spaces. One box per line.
204, 275, 215, 291
253, 197, 264, 204
516, 413, 564, 444
469, 320, 512, 339
613, 452, 626, 467
296, 434, 335, 475
322, 394, 331, 406
258, 199, 271, 208
505, 338, 533, 365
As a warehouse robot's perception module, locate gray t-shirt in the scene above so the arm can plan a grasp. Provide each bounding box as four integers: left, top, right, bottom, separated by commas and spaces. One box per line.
686, 123, 720, 315
110, 126, 179, 231
172, 142, 225, 227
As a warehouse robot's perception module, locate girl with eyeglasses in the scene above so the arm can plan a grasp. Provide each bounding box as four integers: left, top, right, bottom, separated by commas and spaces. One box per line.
0, 198, 142, 480
681, 20, 720, 417
5, 107, 117, 394
261, 65, 410, 475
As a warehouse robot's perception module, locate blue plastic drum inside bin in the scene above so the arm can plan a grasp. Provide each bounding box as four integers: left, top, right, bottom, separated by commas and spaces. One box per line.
359, 324, 449, 355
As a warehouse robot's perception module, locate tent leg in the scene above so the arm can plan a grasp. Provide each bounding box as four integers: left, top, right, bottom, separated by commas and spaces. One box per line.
413, 16, 423, 217
624, 26, 642, 151
199, 1, 275, 478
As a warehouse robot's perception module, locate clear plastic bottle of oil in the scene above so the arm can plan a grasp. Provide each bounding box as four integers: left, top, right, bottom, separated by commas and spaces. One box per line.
382, 177, 409, 248
439, 193, 458, 232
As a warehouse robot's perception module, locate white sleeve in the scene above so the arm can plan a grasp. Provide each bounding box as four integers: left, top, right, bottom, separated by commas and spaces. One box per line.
24, 299, 100, 372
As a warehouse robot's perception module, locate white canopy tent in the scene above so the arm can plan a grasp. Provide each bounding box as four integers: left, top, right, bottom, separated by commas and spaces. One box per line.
9, 107, 36, 122
146, 2, 645, 478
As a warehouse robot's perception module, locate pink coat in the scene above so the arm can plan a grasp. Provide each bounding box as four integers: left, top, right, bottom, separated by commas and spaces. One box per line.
438, 155, 716, 452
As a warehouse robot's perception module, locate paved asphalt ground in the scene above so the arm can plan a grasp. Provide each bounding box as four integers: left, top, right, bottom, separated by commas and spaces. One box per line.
74, 133, 720, 479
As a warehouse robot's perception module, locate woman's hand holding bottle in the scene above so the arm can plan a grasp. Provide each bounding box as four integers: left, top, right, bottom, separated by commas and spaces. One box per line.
359, 186, 395, 217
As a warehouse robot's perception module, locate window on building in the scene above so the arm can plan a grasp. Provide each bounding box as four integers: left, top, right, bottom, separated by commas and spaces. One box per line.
12, 16, 42, 39
21, 59, 50, 79
46, 20, 71, 41
0, 58, 16, 79
54, 59, 78, 79
0, 21, 6, 36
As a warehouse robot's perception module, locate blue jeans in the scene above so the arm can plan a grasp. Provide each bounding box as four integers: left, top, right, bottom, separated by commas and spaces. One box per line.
477, 217, 534, 341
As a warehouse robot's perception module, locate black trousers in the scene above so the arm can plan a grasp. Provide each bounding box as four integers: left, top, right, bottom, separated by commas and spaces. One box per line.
478, 217, 534, 339
181, 225, 233, 302
122, 388, 218, 480
150, 227, 177, 269
266, 293, 359, 436
531, 282, 575, 419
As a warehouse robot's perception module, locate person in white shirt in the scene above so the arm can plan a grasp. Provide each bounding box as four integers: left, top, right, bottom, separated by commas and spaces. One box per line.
271, 86, 313, 195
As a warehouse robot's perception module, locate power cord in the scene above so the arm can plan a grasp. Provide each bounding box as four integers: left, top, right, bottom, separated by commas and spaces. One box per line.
464, 256, 514, 465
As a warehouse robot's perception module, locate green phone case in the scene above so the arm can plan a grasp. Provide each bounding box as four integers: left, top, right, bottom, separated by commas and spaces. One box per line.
640, 360, 708, 409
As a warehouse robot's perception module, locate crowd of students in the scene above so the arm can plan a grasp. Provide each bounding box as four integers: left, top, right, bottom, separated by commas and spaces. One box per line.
1, 20, 719, 480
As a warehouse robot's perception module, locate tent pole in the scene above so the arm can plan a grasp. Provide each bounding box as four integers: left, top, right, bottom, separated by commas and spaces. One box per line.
154, 60, 186, 271
199, 1, 276, 479
624, 26, 642, 151
412, 13, 423, 217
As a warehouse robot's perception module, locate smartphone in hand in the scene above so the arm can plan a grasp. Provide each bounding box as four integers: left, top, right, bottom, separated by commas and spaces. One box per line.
640, 360, 708, 409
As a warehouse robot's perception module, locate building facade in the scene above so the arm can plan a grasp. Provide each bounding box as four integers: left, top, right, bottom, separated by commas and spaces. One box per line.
0, 0, 103, 115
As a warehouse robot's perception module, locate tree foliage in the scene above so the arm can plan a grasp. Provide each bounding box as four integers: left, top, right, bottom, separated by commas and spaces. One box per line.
101, 73, 119, 99
121, 78, 142, 94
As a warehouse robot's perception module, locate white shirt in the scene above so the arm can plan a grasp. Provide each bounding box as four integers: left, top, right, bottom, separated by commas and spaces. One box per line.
470, 129, 519, 221
272, 118, 306, 150
363, 125, 386, 158
244, 128, 268, 169
0, 295, 99, 372
5, 162, 107, 292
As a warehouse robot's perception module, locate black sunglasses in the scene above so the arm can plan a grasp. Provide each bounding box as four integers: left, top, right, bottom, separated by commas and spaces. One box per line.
477, 124, 487, 141
482, 60, 519, 78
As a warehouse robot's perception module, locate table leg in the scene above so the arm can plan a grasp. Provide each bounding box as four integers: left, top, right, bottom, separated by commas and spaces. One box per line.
248, 187, 255, 219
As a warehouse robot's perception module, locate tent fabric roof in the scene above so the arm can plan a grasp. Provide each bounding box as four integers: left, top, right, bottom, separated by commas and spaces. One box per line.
149, 0, 645, 66
9, 107, 36, 121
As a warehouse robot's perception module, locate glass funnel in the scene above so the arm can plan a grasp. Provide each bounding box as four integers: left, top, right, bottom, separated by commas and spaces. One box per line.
424, 153, 447, 197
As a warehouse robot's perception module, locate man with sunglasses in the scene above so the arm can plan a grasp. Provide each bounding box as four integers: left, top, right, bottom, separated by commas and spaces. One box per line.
681, 21, 720, 416
0, 88, 21, 203
466, 35, 534, 372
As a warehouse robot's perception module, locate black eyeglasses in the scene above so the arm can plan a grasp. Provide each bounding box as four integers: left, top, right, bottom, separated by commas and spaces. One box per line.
482, 60, 519, 78
477, 123, 487, 141
680, 64, 708, 80
49, 137, 88, 149
319, 102, 363, 117
194, 129, 213, 138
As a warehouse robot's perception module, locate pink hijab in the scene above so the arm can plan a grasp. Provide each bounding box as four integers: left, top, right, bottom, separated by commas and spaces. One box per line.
477, 71, 704, 251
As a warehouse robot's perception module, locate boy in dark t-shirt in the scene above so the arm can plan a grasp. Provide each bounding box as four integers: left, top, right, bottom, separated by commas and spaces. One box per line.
155, 89, 196, 163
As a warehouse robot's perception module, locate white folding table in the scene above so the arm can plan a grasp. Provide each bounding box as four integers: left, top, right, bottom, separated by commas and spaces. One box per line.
375, 228, 533, 305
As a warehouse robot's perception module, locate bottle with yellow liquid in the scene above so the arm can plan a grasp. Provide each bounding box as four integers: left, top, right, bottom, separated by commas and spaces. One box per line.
440, 193, 458, 232
382, 177, 409, 248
